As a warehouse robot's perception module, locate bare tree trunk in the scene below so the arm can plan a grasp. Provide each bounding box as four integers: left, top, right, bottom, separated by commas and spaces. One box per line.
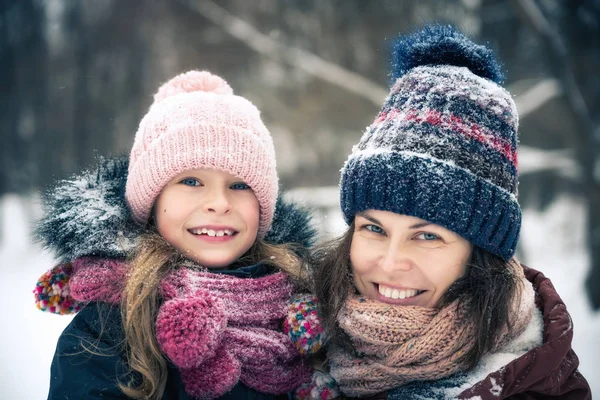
510, 0, 600, 308
0, 4, 18, 199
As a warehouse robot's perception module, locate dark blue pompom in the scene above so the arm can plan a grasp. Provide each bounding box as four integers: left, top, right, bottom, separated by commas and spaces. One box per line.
391, 24, 504, 84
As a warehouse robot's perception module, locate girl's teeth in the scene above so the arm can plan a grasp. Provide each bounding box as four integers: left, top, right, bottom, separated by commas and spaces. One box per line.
190, 228, 235, 236
378, 284, 419, 300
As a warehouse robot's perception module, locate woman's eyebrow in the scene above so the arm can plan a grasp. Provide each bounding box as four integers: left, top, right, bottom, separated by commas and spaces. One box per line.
356, 212, 382, 226
358, 212, 433, 230
409, 221, 432, 229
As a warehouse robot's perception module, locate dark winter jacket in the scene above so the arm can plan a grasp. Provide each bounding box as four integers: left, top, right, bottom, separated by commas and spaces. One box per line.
49, 285, 288, 400
36, 157, 316, 400
382, 265, 591, 400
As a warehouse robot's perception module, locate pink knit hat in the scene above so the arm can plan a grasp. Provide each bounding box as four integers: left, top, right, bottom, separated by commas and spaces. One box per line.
125, 70, 278, 237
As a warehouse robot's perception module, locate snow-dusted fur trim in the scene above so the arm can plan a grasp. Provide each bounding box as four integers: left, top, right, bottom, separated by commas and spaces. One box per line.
35, 157, 316, 263
36, 157, 139, 262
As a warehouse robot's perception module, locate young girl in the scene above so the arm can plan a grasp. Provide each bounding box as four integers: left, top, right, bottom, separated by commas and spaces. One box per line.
289, 26, 591, 399
34, 71, 315, 399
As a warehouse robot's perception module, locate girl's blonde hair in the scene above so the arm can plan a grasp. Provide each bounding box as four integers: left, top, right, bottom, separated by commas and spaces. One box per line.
119, 231, 308, 399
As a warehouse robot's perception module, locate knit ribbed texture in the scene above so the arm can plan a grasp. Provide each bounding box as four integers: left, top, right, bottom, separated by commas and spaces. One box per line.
157, 268, 311, 398
328, 261, 535, 397
56, 257, 311, 398
340, 26, 521, 260
125, 70, 278, 237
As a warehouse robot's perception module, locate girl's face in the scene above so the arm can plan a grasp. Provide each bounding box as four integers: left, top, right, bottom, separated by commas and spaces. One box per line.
350, 210, 472, 308
154, 169, 259, 269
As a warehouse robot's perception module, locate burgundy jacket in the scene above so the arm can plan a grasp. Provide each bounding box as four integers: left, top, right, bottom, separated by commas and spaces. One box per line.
454, 266, 591, 399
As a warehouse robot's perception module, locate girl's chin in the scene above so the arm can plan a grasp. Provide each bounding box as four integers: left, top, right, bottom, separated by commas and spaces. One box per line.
186, 255, 237, 269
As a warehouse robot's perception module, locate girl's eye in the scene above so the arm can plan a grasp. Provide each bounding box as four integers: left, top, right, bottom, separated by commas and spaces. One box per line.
416, 232, 440, 241
365, 224, 384, 234
230, 182, 250, 190
180, 178, 202, 186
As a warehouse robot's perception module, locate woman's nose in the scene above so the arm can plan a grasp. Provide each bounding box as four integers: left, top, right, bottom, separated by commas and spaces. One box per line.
380, 245, 413, 273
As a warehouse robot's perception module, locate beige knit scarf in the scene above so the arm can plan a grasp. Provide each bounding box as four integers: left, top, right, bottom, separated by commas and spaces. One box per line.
328, 261, 536, 397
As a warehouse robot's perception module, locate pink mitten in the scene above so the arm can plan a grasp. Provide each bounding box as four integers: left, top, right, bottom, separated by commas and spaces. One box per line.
155, 292, 227, 369
227, 327, 313, 393
180, 346, 241, 399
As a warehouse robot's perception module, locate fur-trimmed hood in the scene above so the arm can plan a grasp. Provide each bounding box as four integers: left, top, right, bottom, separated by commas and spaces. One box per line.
35, 156, 316, 263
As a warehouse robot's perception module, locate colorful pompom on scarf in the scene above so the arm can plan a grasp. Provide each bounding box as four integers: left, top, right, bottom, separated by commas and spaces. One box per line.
33, 263, 82, 315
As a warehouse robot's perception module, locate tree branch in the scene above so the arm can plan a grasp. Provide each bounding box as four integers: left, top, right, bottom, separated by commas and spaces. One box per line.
510, 0, 599, 181
510, 78, 562, 119
177, 0, 388, 106
519, 145, 579, 179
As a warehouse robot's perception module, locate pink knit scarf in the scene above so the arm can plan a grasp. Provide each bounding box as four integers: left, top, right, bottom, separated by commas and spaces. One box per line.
329, 262, 535, 397
68, 257, 311, 399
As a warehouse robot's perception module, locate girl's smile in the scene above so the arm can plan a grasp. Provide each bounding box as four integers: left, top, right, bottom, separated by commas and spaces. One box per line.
188, 225, 238, 241
350, 210, 472, 307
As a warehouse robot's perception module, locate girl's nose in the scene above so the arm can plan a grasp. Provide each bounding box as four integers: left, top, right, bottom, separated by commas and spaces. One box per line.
202, 189, 232, 215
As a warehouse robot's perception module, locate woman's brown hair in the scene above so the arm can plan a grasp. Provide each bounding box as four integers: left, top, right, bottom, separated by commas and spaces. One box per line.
119, 231, 308, 399
313, 222, 521, 369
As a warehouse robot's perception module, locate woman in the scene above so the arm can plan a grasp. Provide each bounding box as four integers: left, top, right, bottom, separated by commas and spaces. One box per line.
290, 25, 591, 399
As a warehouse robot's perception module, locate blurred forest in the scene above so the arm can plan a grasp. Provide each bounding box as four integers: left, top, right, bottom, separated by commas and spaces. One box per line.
1, 0, 599, 305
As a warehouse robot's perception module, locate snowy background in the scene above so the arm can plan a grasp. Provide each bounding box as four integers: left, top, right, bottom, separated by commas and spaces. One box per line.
2, 189, 599, 399
3, 1, 599, 398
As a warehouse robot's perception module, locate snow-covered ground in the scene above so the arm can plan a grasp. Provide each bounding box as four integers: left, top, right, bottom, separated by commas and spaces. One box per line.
2, 191, 598, 399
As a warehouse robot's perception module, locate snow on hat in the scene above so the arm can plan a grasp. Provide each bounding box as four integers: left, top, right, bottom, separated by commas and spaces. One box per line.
340, 25, 521, 260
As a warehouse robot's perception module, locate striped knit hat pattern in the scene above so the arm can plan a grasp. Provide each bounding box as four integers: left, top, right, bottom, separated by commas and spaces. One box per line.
125, 70, 278, 237
340, 25, 521, 260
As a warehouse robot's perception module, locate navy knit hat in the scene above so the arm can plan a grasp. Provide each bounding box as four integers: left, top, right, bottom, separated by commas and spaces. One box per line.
340, 25, 521, 260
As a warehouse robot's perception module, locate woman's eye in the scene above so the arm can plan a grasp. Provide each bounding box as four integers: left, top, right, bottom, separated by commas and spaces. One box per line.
180, 178, 201, 186
230, 182, 250, 190
416, 232, 440, 241
365, 224, 384, 234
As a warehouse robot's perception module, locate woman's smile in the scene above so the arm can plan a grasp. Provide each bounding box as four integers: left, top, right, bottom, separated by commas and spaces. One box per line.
375, 283, 426, 304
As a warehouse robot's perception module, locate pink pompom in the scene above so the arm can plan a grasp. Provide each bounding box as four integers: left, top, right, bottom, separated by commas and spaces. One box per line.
155, 293, 227, 369
153, 70, 233, 102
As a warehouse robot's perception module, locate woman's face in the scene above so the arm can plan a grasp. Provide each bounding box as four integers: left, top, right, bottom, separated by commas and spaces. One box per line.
350, 210, 472, 308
